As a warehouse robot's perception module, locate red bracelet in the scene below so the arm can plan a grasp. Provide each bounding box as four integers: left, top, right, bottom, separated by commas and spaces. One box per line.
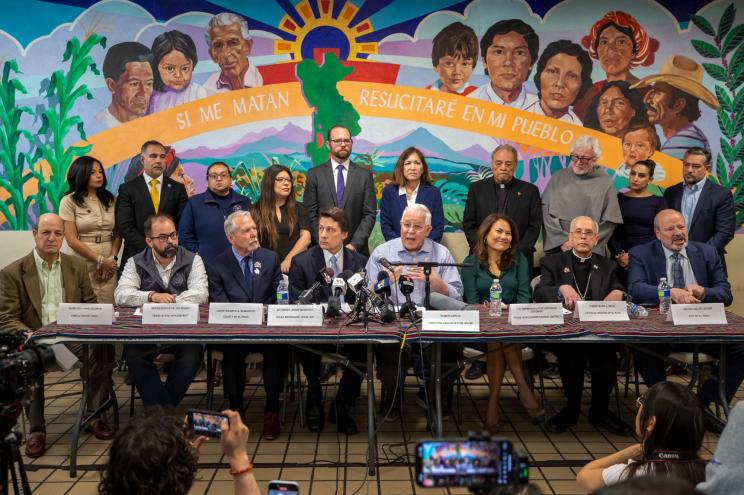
229, 463, 254, 476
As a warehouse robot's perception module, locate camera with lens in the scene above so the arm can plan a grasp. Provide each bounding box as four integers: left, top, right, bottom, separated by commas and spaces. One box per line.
0, 330, 55, 422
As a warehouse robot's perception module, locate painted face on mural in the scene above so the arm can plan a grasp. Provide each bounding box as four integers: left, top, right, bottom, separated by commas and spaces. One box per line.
434, 54, 475, 93
106, 61, 153, 120
596, 26, 635, 79
539, 53, 583, 116
208, 22, 252, 80
622, 128, 654, 166
484, 31, 534, 100
643, 82, 682, 126
158, 49, 194, 91
597, 85, 635, 137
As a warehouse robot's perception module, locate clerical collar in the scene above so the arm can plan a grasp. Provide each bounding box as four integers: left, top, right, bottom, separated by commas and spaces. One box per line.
493, 178, 513, 188
572, 250, 592, 263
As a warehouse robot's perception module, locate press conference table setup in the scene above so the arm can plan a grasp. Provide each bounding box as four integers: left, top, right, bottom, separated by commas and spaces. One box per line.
30, 303, 744, 477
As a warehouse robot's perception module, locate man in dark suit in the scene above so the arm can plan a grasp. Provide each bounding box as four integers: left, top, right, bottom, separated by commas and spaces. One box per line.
663, 147, 735, 270
303, 125, 377, 255
534, 216, 631, 435
628, 209, 741, 431
0, 214, 113, 457
115, 140, 189, 270
207, 210, 284, 440
289, 207, 368, 434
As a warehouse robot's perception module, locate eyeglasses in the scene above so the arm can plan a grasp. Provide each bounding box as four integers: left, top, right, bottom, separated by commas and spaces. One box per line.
329, 139, 352, 145
149, 231, 178, 242
571, 229, 596, 238
208, 172, 230, 180
635, 394, 646, 408
570, 154, 596, 163
401, 222, 426, 232
275, 177, 292, 184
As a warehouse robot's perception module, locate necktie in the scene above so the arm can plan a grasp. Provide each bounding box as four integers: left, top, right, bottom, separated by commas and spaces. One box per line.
671, 253, 685, 289
336, 165, 345, 207
150, 179, 160, 213
243, 256, 254, 300
329, 254, 339, 276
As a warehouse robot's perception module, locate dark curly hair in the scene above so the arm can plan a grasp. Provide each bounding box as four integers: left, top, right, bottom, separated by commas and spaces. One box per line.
582, 80, 647, 136
533, 40, 593, 104
98, 409, 198, 495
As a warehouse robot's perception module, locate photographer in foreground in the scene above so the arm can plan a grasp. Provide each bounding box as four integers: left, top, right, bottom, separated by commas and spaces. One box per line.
99, 408, 261, 495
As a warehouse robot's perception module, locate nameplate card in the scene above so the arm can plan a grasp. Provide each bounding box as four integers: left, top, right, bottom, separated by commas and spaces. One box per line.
576, 301, 629, 322
267, 305, 323, 326
208, 303, 264, 325
57, 303, 114, 325
671, 304, 727, 325
422, 310, 480, 332
142, 303, 199, 325
507, 304, 564, 325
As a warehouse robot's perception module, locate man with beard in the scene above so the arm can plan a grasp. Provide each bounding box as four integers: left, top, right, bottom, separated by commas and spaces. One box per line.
115, 214, 208, 409
632, 55, 720, 159
303, 125, 377, 255
204, 12, 262, 93
97, 42, 154, 127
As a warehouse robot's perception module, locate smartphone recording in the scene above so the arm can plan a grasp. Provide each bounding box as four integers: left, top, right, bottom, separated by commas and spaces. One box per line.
187, 409, 228, 439
416, 439, 517, 488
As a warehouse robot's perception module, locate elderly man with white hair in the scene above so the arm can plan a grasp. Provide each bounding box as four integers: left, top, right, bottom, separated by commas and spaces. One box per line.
204, 12, 263, 94
541, 135, 623, 255
366, 203, 464, 419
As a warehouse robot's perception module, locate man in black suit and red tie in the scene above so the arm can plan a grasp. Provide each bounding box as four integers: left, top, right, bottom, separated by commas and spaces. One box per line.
207, 210, 284, 440
115, 140, 189, 270
303, 125, 377, 256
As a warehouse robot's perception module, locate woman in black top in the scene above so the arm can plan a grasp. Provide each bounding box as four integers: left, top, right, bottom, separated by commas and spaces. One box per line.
252, 164, 311, 273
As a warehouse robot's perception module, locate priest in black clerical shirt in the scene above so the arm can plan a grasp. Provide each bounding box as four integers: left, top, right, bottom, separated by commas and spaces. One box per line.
533, 216, 631, 435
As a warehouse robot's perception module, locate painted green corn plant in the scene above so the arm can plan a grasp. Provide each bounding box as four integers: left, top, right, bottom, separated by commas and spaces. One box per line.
0, 60, 35, 229
31, 34, 106, 213
691, 3, 744, 225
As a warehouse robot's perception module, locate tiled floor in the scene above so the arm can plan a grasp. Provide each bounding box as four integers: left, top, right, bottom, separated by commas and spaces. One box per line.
18, 359, 730, 495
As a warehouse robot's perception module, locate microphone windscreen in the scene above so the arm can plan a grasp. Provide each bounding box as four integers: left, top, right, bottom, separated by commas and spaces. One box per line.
429, 292, 475, 311
398, 274, 415, 295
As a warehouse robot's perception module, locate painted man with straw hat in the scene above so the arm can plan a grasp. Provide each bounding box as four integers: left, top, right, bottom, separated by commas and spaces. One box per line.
631, 55, 720, 159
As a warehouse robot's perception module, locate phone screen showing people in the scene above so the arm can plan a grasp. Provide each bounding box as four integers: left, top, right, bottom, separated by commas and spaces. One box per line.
268, 480, 299, 495
416, 439, 514, 488
187, 409, 228, 439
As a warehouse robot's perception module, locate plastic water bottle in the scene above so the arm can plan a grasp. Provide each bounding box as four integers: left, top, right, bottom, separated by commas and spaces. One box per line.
658, 277, 671, 315
276, 279, 289, 304
489, 278, 502, 317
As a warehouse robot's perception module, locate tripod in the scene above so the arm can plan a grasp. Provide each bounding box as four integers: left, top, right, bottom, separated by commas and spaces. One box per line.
0, 401, 31, 495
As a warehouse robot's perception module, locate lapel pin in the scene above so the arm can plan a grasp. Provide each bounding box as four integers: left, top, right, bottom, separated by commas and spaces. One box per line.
563, 267, 570, 273
517, 191, 522, 196
254, 261, 262, 275
593, 264, 598, 269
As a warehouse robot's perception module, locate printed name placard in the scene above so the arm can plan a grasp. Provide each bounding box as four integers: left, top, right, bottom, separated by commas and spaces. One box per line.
208, 303, 264, 325
576, 301, 629, 322
142, 303, 199, 325
56, 303, 114, 325
267, 305, 323, 326
422, 310, 480, 332
671, 304, 727, 325
508, 304, 564, 325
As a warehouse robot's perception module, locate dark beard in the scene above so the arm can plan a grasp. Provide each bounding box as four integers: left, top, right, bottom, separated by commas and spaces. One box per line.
155, 245, 178, 259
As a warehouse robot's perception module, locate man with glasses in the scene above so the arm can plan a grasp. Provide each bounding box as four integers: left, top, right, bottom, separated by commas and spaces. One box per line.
179, 161, 251, 263
367, 204, 464, 418
116, 140, 189, 271
303, 125, 377, 255
534, 216, 630, 435
542, 135, 623, 255
115, 214, 208, 409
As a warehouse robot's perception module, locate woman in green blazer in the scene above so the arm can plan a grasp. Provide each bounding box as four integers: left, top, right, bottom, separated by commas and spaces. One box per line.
461, 214, 544, 431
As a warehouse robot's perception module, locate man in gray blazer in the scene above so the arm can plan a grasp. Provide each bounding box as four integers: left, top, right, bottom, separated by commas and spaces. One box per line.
303, 125, 377, 255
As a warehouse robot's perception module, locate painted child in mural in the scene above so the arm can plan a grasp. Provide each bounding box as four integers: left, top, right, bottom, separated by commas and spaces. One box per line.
148, 30, 207, 113
426, 22, 479, 95
469, 19, 539, 110
204, 12, 263, 94
582, 80, 648, 138
572, 10, 659, 120
632, 55, 720, 159
524, 39, 593, 125
613, 124, 665, 195
97, 42, 154, 127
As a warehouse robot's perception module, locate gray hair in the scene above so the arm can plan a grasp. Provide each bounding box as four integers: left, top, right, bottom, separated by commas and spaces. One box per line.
224, 210, 253, 236
206, 13, 251, 45
653, 209, 685, 230
491, 143, 518, 161
570, 135, 602, 161
401, 204, 432, 226
569, 216, 599, 234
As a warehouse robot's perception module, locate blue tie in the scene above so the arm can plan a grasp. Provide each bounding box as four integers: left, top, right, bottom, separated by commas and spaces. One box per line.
243, 256, 254, 300
329, 254, 339, 276
671, 253, 685, 289
336, 164, 345, 207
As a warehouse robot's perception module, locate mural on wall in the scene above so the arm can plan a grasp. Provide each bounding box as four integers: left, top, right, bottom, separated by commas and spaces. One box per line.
1, 0, 743, 239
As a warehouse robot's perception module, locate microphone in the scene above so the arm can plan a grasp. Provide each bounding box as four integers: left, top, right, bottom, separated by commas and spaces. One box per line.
428, 292, 476, 310
374, 271, 396, 323
377, 256, 396, 272
298, 266, 334, 304
326, 270, 352, 317
398, 274, 417, 320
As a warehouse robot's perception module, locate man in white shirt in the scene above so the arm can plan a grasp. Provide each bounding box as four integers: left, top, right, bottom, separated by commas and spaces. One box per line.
203, 13, 263, 94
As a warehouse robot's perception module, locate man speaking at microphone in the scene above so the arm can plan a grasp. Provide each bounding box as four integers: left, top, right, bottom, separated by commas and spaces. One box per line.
366, 204, 464, 418
288, 207, 368, 434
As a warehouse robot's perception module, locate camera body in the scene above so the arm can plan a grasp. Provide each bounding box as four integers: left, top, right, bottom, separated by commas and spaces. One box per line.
0, 331, 54, 409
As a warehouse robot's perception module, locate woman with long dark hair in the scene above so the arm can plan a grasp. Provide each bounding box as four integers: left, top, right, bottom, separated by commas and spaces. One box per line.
583, 80, 648, 138
252, 164, 311, 273
577, 381, 706, 492
461, 213, 543, 432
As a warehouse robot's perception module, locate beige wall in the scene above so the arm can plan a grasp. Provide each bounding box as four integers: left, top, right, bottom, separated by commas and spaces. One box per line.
3, 231, 743, 316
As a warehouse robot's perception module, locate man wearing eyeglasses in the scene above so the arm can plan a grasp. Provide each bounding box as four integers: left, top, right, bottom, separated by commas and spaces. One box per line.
303, 125, 377, 256
541, 135, 623, 255
178, 161, 252, 263
115, 214, 208, 409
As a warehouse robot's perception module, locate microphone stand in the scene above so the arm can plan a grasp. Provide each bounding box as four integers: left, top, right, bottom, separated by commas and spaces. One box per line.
386, 261, 471, 309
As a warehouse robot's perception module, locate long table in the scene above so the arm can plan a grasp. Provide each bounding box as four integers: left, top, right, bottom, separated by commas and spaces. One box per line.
31, 306, 744, 476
